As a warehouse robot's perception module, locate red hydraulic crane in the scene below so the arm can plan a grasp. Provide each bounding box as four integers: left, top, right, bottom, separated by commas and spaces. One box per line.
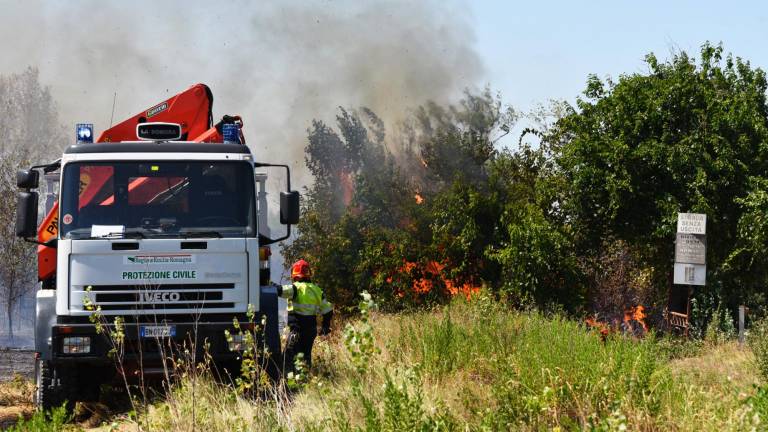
36, 83, 245, 285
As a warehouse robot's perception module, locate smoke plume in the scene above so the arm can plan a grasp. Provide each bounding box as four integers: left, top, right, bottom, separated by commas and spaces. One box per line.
0, 0, 484, 188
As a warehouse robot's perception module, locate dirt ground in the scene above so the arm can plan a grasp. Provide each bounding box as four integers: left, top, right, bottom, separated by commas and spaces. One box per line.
0, 350, 34, 429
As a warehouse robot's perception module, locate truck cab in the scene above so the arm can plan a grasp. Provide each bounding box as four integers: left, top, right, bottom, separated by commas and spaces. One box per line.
16, 137, 299, 410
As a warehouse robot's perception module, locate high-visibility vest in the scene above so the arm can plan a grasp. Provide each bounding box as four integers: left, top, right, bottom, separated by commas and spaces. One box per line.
281, 281, 333, 316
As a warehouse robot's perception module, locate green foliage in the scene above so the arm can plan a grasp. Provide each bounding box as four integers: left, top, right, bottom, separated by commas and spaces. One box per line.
704, 303, 737, 344
225, 304, 272, 394
286, 42, 768, 327
482, 313, 664, 429
285, 89, 581, 312
745, 385, 768, 423
487, 201, 584, 311
6, 405, 70, 432
654, 334, 704, 360
748, 317, 768, 382
343, 291, 379, 374
91, 295, 759, 431
552, 42, 768, 313
345, 371, 458, 432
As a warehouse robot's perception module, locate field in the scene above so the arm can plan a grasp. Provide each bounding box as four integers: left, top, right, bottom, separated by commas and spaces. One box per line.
1, 295, 765, 431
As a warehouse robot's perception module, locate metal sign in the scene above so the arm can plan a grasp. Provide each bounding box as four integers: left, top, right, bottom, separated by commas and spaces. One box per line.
675, 233, 706, 264
673, 263, 706, 286
136, 122, 182, 141
677, 213, 706, 234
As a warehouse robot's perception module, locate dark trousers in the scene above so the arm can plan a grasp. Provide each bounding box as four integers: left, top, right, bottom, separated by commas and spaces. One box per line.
285, 314, 317, 371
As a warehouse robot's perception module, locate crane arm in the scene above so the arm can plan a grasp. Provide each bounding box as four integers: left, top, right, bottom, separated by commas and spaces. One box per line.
36, 83, 242, 282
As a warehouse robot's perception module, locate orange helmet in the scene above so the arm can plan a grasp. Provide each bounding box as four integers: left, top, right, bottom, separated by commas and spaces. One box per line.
291, 259, 311, 281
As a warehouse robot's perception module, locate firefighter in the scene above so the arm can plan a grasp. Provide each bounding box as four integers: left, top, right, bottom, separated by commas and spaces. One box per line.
278, 259, 333, 371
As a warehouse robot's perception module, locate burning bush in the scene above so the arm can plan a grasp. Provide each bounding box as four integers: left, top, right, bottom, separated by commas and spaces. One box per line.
282, 88, 596, 313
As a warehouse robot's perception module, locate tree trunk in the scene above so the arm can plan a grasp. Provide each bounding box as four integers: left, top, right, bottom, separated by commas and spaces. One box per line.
7, 301, 13, 342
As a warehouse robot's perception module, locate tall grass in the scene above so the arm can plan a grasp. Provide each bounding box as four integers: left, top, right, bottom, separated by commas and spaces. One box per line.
105, 293, 762, 431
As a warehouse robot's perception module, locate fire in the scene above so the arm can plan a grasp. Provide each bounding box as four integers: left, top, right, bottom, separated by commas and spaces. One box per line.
420, 158, 428, 168
585, 305, 649, 340
414, 193, 424, 204
389, 259, 480, 299
623, 305, 648, 333
585, 317, 611, 341
340, 171, 354, 206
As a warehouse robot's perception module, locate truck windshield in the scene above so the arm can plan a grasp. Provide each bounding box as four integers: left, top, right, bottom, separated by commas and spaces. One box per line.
59, 161, 256, 239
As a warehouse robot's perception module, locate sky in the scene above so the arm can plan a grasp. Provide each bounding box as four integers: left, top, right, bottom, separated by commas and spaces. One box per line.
470, 1, 768, 119
2, 1, 767, 152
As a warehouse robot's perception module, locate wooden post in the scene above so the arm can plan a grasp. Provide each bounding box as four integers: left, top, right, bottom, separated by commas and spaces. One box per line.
684, 286, 692, 338
739, 305, 746, 346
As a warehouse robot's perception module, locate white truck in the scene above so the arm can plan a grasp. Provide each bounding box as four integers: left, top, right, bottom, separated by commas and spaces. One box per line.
15, 84, 299, 410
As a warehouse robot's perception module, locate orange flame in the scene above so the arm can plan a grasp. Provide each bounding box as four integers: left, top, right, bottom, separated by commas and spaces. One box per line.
340, 171, 354, 206
414, 193, 424, 204
585, 305, 648, 341
390, 259, 480, 299
420, 158, 428, 168
623, 305, 648, 333
585, 317, 611, 341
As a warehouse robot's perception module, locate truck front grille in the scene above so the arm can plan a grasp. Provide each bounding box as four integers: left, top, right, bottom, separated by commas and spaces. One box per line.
98, 303, 236, 311
89, 283, 235, 291
86, 283, 237, 312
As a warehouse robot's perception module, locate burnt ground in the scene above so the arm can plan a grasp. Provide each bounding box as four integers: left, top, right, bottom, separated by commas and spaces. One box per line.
0, 349, 34, 382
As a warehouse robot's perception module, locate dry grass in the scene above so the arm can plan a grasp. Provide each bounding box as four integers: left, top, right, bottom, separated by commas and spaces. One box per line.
657, 342, 762, 432
8, 298, 768, 431
671, 342, 759, 393
0, 374, 33, 429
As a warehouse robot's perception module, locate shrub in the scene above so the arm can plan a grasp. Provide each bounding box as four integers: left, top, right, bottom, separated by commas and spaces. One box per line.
6, 405, 70, 432
748, 317, 768, 382
704, 303, 737, 345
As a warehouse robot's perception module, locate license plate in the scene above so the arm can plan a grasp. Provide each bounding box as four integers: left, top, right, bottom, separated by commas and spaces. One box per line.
140, 325, 176, 338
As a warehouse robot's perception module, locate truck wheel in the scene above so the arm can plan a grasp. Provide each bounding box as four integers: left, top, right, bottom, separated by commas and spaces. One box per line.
34, 359, 74, 412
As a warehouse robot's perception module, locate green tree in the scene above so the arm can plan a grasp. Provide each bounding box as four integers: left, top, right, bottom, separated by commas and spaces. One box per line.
550, 43, 768, 312
285, 89, 583, 311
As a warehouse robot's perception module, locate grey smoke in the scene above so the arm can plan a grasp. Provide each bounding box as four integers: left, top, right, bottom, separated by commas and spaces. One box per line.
0, 0, 484, 188
0, 0, 484, 284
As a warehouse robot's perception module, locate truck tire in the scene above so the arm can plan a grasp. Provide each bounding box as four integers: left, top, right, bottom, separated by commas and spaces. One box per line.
34, 359, 74, 413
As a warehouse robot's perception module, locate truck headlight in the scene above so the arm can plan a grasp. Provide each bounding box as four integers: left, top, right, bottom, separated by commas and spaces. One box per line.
62, 336, 91, 354
228, 334, 245, 351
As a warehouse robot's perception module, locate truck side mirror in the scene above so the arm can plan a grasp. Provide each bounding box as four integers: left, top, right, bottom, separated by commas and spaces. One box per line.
279, 191, 300, 225
16, 191, 39, 238
17, 169, 39, 189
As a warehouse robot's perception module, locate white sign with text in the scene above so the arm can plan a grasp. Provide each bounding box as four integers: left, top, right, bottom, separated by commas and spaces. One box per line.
677, 213, 706, 235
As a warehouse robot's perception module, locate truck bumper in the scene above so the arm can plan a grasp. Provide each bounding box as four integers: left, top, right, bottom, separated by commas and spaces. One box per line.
50, 315, 255, 366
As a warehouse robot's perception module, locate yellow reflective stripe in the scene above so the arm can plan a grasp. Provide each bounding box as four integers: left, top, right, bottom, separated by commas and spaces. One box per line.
292, 302, 320, 315
292, 310, 319, 316
320, 301, 333, 315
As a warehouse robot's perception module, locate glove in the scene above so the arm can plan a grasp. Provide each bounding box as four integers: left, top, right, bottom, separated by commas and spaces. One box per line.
271, 282, 282, 296
319, 311, 333, 336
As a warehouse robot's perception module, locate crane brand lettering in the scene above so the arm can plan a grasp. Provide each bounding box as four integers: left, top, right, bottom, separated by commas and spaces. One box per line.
146, 102, 168, 118
124, 255, 195, 265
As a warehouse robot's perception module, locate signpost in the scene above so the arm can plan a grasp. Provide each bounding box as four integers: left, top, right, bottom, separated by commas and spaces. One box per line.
673, 262, 706, 285
673, 213, 706, 285
674, 234, 706, 265
669, 213, 707, 336
676, 213, 706, 235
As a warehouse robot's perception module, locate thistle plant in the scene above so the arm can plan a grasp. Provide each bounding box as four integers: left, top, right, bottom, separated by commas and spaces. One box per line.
343, 291, 379, 375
